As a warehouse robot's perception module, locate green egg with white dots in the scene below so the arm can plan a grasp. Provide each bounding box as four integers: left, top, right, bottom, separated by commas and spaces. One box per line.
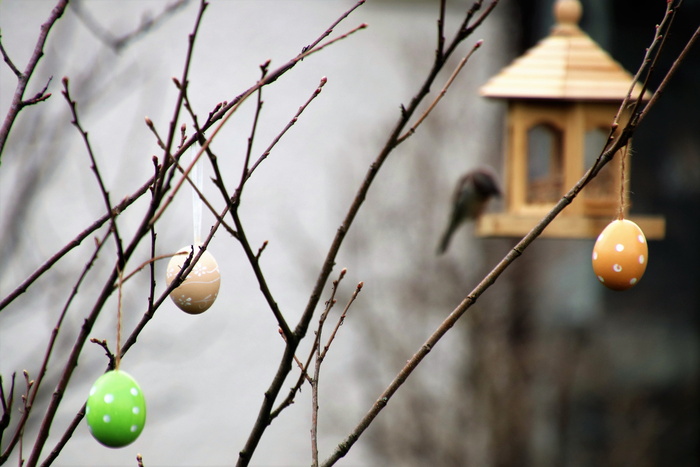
86, 370, 146, 448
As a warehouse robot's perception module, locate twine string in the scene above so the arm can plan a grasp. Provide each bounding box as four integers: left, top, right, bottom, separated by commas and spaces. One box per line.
618, 144, 628, 220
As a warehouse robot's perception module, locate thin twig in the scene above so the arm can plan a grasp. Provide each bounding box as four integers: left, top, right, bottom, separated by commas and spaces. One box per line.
165, 152, 237, 238
635, 24, 699, 125
178, 75, 243, 240
585, 0, 686, 189
62, 77, 125, 265
397, 39, 483, 143
278, 329, 313, 383
229, 207, 293, 340
0, 0, 69, 161
118, 252, 185, 286
268, 273, 340, 421
616, 0, 678, 126
436, 0, 447, 59
255, 240, 268, 260
245, 76, 328, 182
0, 373, 16, 442
0, 34, 21, 77
320, 281, 362, 362
296, 24, 368, 67
146, 185, 158, 327
163, 1, 207, 163
312, 274, 359, 467
150, 0, 209, 226
21, 76, 53, 106
89, 339, 116, 368
70, 0, 189, 52
269, 268, 345, 422
241, 63, 268, 182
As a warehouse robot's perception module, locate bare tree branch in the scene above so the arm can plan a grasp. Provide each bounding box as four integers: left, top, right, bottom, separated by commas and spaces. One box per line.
0, 373, 16, 443
0, 0, 69, 161
397, 39, 483, 144
62, 77, 125, 266
70, 0, 189, 52
0, 179, 151, 312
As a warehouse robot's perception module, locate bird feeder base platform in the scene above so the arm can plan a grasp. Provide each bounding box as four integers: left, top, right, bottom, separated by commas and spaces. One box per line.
476, 213, 665, 239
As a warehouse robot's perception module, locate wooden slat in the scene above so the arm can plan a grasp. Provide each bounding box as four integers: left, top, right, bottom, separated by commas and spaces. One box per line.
475, 213, 666, 239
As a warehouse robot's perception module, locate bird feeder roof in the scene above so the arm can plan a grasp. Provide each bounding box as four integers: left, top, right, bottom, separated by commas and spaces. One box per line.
480, 0, 651, 101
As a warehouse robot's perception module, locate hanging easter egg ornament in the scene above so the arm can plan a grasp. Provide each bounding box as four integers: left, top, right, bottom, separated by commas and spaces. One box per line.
165, 146, 222, 314
591, 142, 650, 291
166, 245, 221, 314
86, 370, 147, 448
592, 219, 648, 291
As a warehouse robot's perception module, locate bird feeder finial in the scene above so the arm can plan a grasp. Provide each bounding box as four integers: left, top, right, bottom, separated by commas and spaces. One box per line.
553, 0, 582, 35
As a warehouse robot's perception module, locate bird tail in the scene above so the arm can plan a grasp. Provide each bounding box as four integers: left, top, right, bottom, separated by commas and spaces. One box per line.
436, 224, 455, 255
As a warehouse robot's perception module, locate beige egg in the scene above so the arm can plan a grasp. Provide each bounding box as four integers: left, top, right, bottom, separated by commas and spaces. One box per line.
165, 245, 221, 314
592, 219, 648, 291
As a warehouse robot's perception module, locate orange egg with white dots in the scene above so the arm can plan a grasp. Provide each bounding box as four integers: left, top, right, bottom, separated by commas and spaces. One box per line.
592, 219, 648, 291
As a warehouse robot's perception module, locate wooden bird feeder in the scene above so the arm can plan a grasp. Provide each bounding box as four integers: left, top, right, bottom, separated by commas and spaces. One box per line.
476, 0, 665, 239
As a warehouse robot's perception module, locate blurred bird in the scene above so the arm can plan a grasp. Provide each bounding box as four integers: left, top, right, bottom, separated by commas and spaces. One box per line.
437, 167, 501, 254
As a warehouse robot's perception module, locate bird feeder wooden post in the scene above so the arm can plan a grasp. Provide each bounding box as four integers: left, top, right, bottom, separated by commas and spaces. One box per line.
476, 0, 665, 239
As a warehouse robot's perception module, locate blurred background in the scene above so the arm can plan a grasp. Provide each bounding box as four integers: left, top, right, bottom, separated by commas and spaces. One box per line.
0, 0, 697, 466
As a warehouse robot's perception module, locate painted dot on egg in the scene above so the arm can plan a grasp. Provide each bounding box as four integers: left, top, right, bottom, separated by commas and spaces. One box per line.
165, 244, 221, 314
592, 219, 648, 291
86, 370, 146, 448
